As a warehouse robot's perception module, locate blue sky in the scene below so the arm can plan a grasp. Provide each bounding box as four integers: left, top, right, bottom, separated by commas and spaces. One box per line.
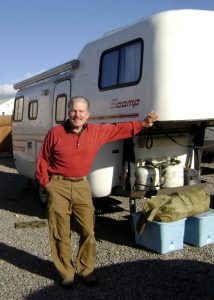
0, 0, 213, 98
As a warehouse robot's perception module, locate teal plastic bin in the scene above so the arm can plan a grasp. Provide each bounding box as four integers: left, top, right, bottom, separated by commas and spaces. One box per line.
132, 212, 185, 254
184, 208, 214, 247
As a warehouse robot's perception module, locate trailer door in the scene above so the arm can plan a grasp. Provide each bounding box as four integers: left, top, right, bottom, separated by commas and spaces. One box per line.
53, 79, 71, 126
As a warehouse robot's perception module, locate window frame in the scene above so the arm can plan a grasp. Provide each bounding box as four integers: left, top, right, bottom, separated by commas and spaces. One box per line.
28, 100, 38, 120
13, 97, 24, 122
55, 93, 67, 124
98, 38, 144, 90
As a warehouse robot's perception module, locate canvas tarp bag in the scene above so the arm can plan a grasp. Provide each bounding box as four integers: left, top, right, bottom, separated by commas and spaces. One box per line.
136, 188, 210, 234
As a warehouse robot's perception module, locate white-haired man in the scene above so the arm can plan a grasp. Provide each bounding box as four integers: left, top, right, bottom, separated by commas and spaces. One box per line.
36, 96, 159, 289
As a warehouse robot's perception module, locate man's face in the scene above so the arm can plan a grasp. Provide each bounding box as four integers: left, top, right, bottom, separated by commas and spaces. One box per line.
68, 101, 90, 130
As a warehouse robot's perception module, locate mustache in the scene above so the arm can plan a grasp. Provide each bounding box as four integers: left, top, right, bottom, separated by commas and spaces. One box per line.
72, 116, 82, 120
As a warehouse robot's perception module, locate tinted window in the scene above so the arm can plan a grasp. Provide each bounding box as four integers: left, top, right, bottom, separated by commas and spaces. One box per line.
99, 39, 143, 89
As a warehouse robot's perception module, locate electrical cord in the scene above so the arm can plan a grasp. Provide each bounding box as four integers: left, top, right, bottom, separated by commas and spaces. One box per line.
153, 122, 214, 150
145, 127, 153, 149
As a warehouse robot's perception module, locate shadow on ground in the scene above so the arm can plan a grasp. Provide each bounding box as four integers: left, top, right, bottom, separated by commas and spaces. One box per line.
24, 258, 214, 299
1, 242, 213, 300
0, 242, 57, 280
0, 170, 47, 219
201, 166, 214, 175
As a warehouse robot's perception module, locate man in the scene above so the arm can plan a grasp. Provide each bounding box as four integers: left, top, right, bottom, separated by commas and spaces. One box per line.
36, 96, 159, 289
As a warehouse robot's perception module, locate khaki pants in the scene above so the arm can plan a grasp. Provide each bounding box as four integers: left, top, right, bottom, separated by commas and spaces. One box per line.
46, 175, 96, 281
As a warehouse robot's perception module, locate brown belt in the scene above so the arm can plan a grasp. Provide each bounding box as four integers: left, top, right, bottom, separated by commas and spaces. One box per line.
61, 176, 84, 182
52, 175, 85, 182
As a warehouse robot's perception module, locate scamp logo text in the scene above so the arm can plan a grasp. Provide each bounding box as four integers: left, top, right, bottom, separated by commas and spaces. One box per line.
110, 98, 140, 109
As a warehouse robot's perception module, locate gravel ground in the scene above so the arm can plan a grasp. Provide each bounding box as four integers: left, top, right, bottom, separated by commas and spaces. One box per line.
0, 155, 214, 300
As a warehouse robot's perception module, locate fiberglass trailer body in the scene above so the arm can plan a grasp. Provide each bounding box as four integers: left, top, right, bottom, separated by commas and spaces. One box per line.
12, 9, 214, 202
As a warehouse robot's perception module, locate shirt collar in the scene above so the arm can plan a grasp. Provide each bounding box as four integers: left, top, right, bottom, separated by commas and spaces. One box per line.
64, 119, 87, 133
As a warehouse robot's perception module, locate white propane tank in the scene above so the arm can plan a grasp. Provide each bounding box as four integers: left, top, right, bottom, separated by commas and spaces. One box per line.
184, 168, 200, 185
135, 161, 160, 191
161, 159, 184, 188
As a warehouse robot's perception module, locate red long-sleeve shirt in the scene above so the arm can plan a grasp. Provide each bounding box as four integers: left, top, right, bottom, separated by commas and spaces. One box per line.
36, 120, 143, 187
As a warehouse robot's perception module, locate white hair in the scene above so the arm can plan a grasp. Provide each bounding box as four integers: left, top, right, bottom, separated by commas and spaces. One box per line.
68, 96, 90, 110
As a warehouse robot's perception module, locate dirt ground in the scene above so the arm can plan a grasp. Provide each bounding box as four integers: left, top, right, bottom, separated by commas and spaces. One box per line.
0, 155, 214, 299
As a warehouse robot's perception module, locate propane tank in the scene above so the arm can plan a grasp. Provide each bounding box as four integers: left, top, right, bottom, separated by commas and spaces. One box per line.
135, 160, 160, 191
184, 168, 200, 185
161, 158, 184, 188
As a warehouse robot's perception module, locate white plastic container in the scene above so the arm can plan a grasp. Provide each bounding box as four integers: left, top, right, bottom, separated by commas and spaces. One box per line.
161, 163, 184, 188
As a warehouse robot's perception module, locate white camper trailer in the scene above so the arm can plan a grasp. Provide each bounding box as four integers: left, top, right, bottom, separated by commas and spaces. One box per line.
12, 10, 214, 204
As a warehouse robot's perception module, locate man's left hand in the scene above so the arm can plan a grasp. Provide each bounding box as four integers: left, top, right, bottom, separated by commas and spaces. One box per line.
142, 111, 159, 128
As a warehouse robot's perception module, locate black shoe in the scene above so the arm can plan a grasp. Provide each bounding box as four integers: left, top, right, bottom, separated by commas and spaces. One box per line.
61, 277, 75, 290
79, 274, 98, 287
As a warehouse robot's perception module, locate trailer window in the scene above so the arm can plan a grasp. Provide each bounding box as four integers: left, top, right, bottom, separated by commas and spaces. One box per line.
55, 94, 67, 123
99, 39, 143, 89
13, 97, 24, 121
28, 100, 38, 120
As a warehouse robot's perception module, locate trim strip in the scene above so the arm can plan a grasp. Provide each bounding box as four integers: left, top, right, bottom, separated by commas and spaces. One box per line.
89, 113, 139, 121
13, 145, 25, 152
13, 139, 43, 143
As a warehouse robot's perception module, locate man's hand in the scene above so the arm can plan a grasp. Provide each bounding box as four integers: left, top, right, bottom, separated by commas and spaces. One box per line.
142, 111, 159, 128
